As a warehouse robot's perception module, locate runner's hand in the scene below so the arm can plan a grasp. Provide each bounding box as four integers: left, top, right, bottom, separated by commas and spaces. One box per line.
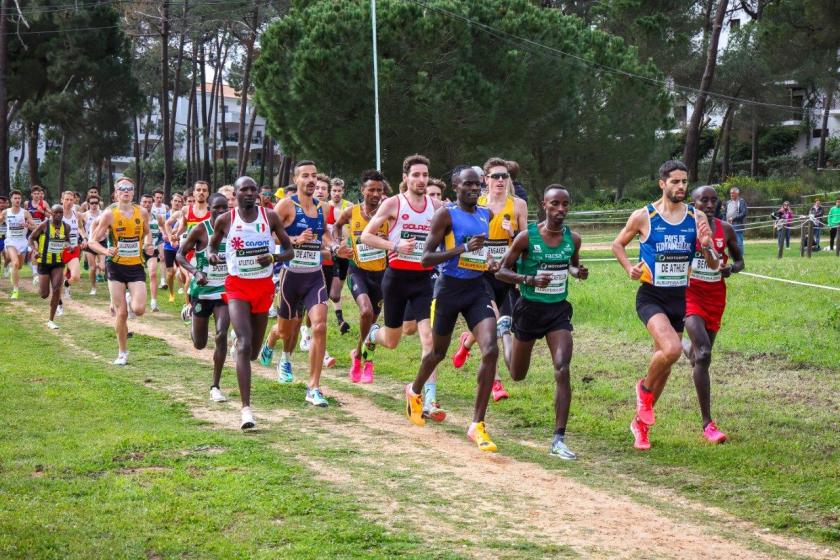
465, 234, 486, 252
627, 261, 644, 280
696, 215, 713, 247
719, 264, 732, 278
336, 245, 353, 259
298, 228, 315, 244
256, 254, 274, 266
396, 237, 415, 255
486, 259, 500, 273
576, 264, 589, 280
533, 272, 553, 288
208, 253, 221, 265
501, 217, 513, 234
195, 270, 208, 286
106, 247, 117, 257
143, 244, 154, 256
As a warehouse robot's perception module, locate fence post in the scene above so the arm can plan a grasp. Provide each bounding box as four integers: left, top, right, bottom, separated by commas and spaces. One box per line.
806, 220, 813, 258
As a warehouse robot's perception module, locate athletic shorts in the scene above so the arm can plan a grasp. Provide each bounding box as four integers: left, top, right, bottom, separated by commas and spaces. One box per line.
484, 273, 514, 309
348, 267, 384, 317
685, 280, 727, 333
431, 275, 495, 337
0, 238, 5, 252
223, 275, 275, 314
278, 268, 327, 319
62, 246, 81, 263
145, 248, 160, 261
4, 238, 27, 253
190, 295, 226, 318
512, 298, 573, 342
164, 248, 178, 268
107, 262, 146, 285
335, 257, 350, 281
37, 262, 65, 275
382, 268, 433, 329
323, 261, 335, 292
635, 283, 686, 333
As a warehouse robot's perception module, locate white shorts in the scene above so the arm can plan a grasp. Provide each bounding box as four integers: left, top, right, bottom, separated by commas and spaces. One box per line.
4, 238, 28, 253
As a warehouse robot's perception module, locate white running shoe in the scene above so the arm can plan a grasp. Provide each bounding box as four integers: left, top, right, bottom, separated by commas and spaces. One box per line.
240, 407, 255, 430
210, 387, 227, 402
46, 320, 59, 330
113, 351, 128, 366
64, 285, 71, 300
55, 304, 64, 317
158, 279, 167, 288
177, 287, 184, 295
150, 299, 159, 312
32, 275, 39, 285
228, 330, 238, 359
323, 352, 336, 368
268, 306, 278, 318
89, 288, 97, 296
299, 325, 312, 352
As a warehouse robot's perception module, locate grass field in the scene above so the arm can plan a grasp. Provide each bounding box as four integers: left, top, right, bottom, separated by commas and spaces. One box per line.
0, 240, 837, 557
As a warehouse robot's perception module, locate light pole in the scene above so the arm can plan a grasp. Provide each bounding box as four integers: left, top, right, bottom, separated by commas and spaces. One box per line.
371, 0, 382, 170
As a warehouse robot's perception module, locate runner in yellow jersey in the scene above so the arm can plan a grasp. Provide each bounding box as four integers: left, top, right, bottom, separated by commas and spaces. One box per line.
327, 177, 354, 333
452, 158, 527, 401
28, 205, 71, 329
88, 178, 155, 365
333, 170, 390, 383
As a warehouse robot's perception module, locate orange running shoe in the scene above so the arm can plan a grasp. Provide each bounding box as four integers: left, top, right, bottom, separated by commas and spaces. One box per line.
492, 379, 509, 401
405, 384, 425, 427
635, 379, 655, 426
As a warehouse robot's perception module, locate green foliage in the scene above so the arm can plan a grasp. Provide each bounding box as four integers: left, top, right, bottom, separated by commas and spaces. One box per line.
721, 171, 840, 206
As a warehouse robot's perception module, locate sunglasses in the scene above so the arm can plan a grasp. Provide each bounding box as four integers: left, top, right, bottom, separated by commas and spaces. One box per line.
489, 172, 509, 180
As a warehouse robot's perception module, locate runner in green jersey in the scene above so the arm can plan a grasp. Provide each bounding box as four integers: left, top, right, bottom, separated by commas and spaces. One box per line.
496, 185, 588, 460
177, 193, 231, 403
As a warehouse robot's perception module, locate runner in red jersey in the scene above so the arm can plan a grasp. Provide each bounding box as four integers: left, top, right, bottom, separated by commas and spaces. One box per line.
684, 185, 744, 444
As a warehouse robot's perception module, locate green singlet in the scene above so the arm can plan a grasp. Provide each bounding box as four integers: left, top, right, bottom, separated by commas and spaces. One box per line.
517, 222, 575, 304
188, 221, 227, 300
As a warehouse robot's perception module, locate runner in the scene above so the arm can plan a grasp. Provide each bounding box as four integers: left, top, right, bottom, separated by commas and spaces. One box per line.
218, 185, 236, 209
327, 177, 353, 334
79, 186, 99, 212
207, 176, 292, 429
0, 190, 37, 299
140, 193, 166, 311
177, 193, 232, 403
163, 192, 185, 302
496, 185, 588, 459
0, 195, 8, 278
25, 185, 50, 284
682, 185, 744, 444
87, 178, 156, 365
404, 166, 500, 451
60, 191, 85, 300
425, 178, 445, 202
333, 169, 390, 383
611, 160, 718, 450
452, 158, 527, 401
80, 194, 106, 295
174, 182, 211, 308
28, 205, 70, 329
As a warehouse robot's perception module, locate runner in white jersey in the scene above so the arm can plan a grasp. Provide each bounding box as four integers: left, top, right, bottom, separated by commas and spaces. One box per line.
0, 190, 37, 299
81, 194, 107, 295
60, 191, 85, 300
360, 154, 447, 421
140, 193, 166, 311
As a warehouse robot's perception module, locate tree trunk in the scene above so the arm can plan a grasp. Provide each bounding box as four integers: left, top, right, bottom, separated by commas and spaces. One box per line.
0, 0, 10, 196
160, 0, 173, 198
96, 158, 103, 191
750, 114, 759, 177
14, 124, 25, 180
817, 87, 834, 168
267, 137, 275, 188
58, 134, 67, 193
185, 84, 194, 187
258, 134, 267, 187
211, 35, 230, 187
707, 102, 735, 183
107, 156, 113, 201
236, 2, 261, 176
241, 104, 258, 177
221, 88, 229, 184
132, 114, 142, 190
27, 121, 40, 185
722, 108, 734, 178
683, 0, 729, 181
169, 2, 188, 151
199, 40, 210, 179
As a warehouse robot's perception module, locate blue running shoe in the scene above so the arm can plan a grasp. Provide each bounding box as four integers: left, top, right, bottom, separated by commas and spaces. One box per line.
258, 344, 274, 367
550, 434, 577, 460
277, 356, 294, 383
305, 387, 328, 407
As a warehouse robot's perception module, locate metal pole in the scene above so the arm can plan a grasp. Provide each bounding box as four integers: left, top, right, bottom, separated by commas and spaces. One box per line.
371, 0, 382, 170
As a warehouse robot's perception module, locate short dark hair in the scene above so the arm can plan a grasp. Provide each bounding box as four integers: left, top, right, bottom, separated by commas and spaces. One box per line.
10, 189, 22, 197
506, 160, 520, 179
285, 184, 298, 193
315, 173, 331, 184
193, 180, 210, 190
208, 193, 228, 207
141, 193, 153, 200
360, 169, 386, 184
544, 183, 568, 196
293, 160, 316, 175
427, 178, 446, 190
30, 185, 44, 193
234, 176, 257, 191
88, 186, 99, 192
152, 189, 164, 196
658, 160, 687, 179
184, 188, 194, 197
402, 154, 430, 174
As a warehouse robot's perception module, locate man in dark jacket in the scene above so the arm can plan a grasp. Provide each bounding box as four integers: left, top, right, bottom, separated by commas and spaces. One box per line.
725, 187, 747, 254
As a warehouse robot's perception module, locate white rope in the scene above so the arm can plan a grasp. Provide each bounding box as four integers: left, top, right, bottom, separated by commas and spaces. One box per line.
741, 272, 840, 292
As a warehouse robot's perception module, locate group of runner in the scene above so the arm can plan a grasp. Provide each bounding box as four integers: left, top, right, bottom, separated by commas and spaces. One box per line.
2, 156, 743, 458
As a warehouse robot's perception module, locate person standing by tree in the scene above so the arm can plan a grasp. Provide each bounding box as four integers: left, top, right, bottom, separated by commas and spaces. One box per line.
725, 187, 747, 255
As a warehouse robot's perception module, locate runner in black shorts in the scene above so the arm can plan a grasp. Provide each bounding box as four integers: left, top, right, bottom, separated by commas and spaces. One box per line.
29, 204, 70, 329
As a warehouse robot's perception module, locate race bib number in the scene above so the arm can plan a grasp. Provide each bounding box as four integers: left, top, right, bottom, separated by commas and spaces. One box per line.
690, 253, 721, 283
396, 231, 426, 263
355, 238, 385, 263
234, 246, 270, 278
207, 262, 228, 285
47, 239, 67, 254
458, 238, 489, 272
534, 262, 568, 295
290, 241, 322, 269
118, 236, 140, 258
7, 224, 25, 239
654, 254, 690, 287
484, 239, 508, 260
69, 232, 79, 247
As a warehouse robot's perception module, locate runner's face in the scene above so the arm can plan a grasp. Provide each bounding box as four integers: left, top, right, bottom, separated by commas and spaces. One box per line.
315, 180, 329, 200
236, 182, 258, 208
692, 187, 718, 218
227, 193, 236, 208
330, 184, 343, 203
11, 194, 20, 208
154, 193, 163, 204
294, 165, 318, 197
32, 190, 43, 203
211, 198, 229, 220
487, 166, 509, 194
0, 199, 6, 211
194, 184, 209, 203
118, 188, 134, 203
88, 189, 98, 198
542, 189, 570, 224
52, 208, 64, 224
186, 195, 195, 205
403, 164, 428, 195
426, 186, 442, 201
659, 170, 688, 203
171, 196, 183, 210
454, 170, 481, 206
141, 197, 153, 210
88, 199, 100, 211
63, 192, 74, 207
363, 181, 385, 206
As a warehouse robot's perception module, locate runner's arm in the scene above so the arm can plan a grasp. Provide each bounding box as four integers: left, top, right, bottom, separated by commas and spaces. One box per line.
207, 213, 230, 264
695, 212, 719, 270
88, 212, 115, 257
140, 208, 154, 256
420, 207, 463, 268
332, 206, 354, 246
360, 197, 396, 251
176, 225, 205, 275
27, 222, 47, 256
720, 221, 744, 277
267, 211, 294, 263
612, 209, 645, 279
495, 231, 529, 285
570, 231, 588, 280
514, 197, 528, 234
24, 210, 36, 230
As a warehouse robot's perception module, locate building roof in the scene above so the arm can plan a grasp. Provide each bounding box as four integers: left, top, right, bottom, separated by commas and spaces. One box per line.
199, 83, 240, 100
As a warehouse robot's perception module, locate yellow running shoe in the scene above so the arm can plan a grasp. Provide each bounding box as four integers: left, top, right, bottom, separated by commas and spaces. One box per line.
404, 383, 425, 427
168, 293, 175, 303
467, 421, 497, 452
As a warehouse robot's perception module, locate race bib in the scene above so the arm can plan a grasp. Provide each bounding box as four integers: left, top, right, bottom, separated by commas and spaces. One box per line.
484, 239, 508, 260
7, 224, 25, 239
690, 253, 721, 283
234, 246, 270, 278
534, 262, 568, 295
118, 236, 140, 258
458, 238, 489, 272
290, 241, 322, 269
47, 239, 67, 254
69, 232, 79, 247
355, 238, 385, 263
396, 231, 426, 263
654, 254, 690, 287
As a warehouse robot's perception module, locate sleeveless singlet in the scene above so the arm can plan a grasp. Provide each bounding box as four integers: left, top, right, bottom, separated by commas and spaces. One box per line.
440, 204, 491, 279
690, 217, 727, 284
638, 203, 697, 288
27, 200, 47, 227
477, 194, 518, 261
108, 204, 144, 266
63, 208, 80, 247
284, 195, 325, 273
322, 198, 334, 267
387, 193, 435, 271
38, 222, 67, 265
181, 204, 209, 243
189, 220, 228, 300
349, 204, 388, 272
5, 207, 28, 247
517, 223, 575, 304
225, 206, 274, 279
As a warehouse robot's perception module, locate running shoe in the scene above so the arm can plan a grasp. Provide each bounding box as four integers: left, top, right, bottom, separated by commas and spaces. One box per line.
630, 416, 651, 450
150, 299, 159, 312
180, 303, 192, 324
497, 315, 512, 337
405, 383, 425, 426
702, 421, 727, 444
168, 293, 175, 303
366, 323, 380, 345
56, 304, 64, 317
549, 434, 577, 460
240, 407, 255, 430
178, 287, 184, 294
268, 306, 278, 318
277, 356, 294, 384
228, 331, 238, 359
348, 350, 362, 383
635, 379, 655, 426
31, 275, 38, 286
10, 287, 19, 299
305, 387, 329, 407
113, 351, 128, 366
46, 320, 59, 330
492, 379, 510, 401
299, 325, 312, 352
422, 401, 446, 423
158, 279, 167, 289
258, 344, 274, 367
64, 285, 72, 300
323, 352, 336, 368
360, 360, 374, 384
338, 320, 351, 335
96, 273, 105, 283
210, 387, 228, 403
451, 331, 471, 368
467, 422, 497, 452
89, 288, 97, 296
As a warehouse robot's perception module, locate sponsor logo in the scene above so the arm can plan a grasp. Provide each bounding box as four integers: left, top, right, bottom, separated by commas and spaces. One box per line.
230, 236, 245, 250
401, 214, 409, 220
402, 223, 430, 231
533, 245, 542, 252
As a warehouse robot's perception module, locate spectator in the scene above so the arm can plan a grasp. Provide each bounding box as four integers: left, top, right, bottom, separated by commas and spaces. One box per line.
506, 160, 529, 203
829, 198, 840, 252
725, 187, 747, 254
808, 198, 825, 250
771, 201, 794, 249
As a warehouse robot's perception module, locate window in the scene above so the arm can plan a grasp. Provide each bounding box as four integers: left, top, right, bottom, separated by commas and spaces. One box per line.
791, 94, 804, 108
813, 129, 824, 139
730, 19, 740, 30
222, 105, 229, 113
255, 130, 263, 140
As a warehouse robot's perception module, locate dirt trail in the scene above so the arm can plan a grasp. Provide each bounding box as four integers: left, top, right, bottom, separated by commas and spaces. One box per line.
16, 290, 837, 560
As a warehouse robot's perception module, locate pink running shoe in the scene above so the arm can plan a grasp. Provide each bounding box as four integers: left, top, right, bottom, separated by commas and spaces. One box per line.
703, 421, 727, 444
630, 416, 651, 450
323, 353, 337, 368
491, 379, 509, 401
635, 379, 655, 426
451, 332, 471, 369
348, 350, 362, 383
360, 360, 374, 384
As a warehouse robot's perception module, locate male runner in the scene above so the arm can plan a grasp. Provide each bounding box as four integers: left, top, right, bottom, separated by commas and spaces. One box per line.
26, 186, 50, 284
178, 193, 232, 403
612, 160, 717, 450
452, 158, 528, 401
333, 169, 390, 383
496, 186, 588, 459
426, 179, 444, 202
0, 195, 7, 277
79, 186, 99, 212
0, 190, 36, 298
174, 182, 211, 308
60, 191, 85, 300
327, 178, 353, 333
140, 193, 166, 311
29, 205, 71, 329
163, 192, 185, 301
88, 178, 155, 365
218, 185, 236, 209
682, 185, 744, 443
405, 166, 500, 451
150, 189, 169, 289
81, 194, 107, 295
208, 176, 292, 429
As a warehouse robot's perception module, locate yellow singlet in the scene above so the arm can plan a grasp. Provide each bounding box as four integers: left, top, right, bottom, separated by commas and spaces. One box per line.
477, 194, 517, 261
349, 204, 388, 272
109, 204, 144, 266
